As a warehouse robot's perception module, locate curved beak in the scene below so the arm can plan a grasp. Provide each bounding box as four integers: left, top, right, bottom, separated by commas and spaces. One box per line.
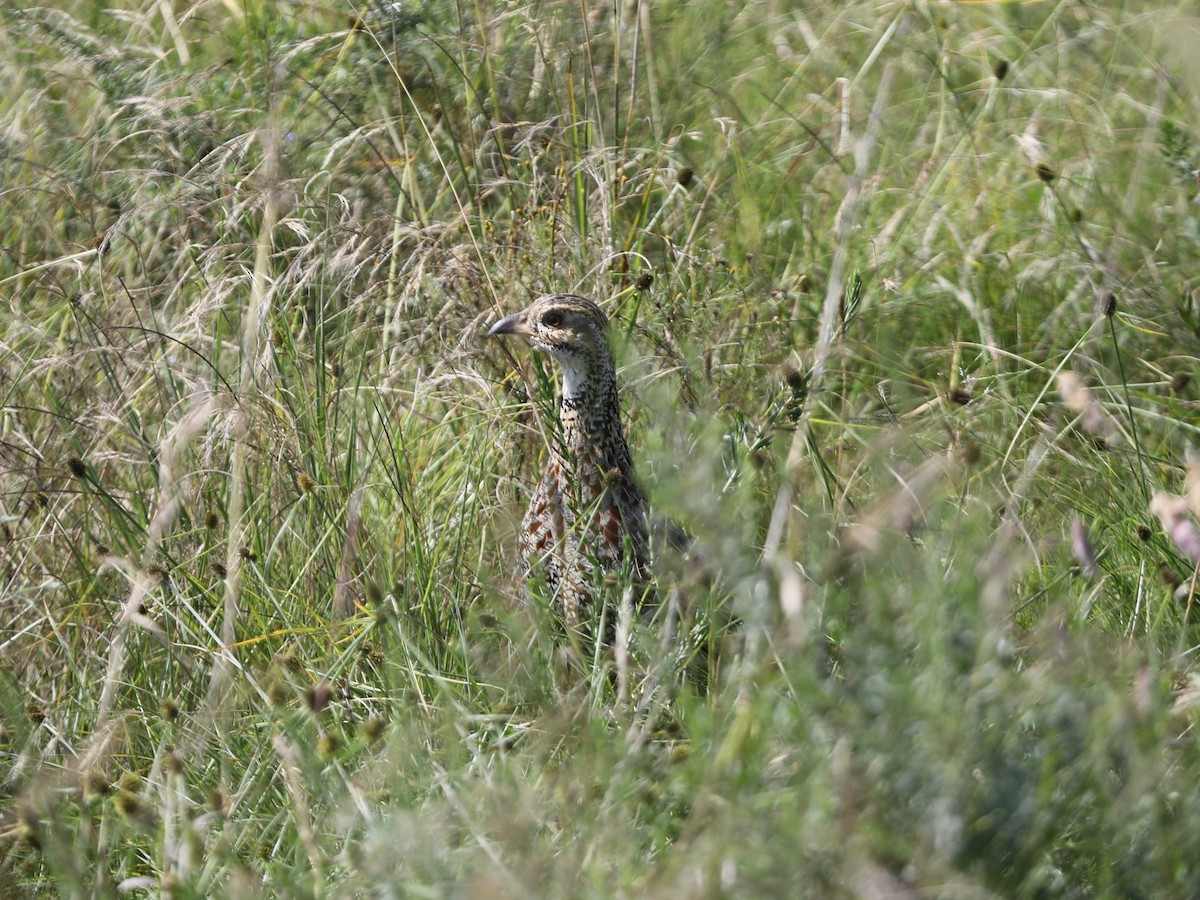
487, 311, 533, 338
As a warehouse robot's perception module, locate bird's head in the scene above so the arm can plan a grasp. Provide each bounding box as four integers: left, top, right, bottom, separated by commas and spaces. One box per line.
487, 294, 615, 399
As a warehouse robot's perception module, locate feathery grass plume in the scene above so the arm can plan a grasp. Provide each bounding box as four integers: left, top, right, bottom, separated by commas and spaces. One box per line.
334, 488, 364, 619
8, 0, 1200, 893
1149, 492, 1200, 562
827, 452, 958, 572
1185, 450, 1200, 517
1070, 518, 1099, 579
207, 787, 230, 818
272, 734, 323, 883
1172, 673, 1200, 719
1057, 371, 1119, 443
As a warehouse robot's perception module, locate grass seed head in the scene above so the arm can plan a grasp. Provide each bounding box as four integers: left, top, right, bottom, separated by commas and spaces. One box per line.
306, 682, 333, 715
266, 677, 291, 708
359, 716, 387, 742
208, 787, 230, 818
159, 698, 180, 722
114, 790, 156, 827
317, 732, 341, 758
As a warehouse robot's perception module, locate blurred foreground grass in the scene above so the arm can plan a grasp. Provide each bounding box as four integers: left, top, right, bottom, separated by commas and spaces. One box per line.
4, 0, 1200, 895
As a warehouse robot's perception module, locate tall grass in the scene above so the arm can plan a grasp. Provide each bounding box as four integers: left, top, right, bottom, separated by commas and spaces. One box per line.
3, 0, 1200, 895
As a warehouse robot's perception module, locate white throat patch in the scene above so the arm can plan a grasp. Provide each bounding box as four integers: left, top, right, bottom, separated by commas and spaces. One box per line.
560, 360, 588, 400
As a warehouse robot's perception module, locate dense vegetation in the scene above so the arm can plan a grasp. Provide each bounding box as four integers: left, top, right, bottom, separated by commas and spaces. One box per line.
4, 0, 1200, 895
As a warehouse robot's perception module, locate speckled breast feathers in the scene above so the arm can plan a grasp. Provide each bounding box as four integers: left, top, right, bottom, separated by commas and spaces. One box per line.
489, 294, 649, 624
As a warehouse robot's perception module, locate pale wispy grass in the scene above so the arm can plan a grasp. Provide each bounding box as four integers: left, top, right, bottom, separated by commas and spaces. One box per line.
4, 0, 1200, 896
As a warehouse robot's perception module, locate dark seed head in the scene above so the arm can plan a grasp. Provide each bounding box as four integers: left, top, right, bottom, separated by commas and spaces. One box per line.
365, 580, 384, 607
208, 787, 230, 817
992, 58, 1009, 81
266, 678, 290, 708
948, 387, 972, 405
1103, 293, 1117, 317
1171, 372, 1191, 393
676, 167, 694, 188
68, 457, 87, 478
306, 682, 333, 715
17, 803, 41, 848
159, 698, 180, 722
360, 716, 387, 742
316, 732, 340, 758
85, 771, 111, 798
1160, 563, 1183, 590
363, 645, 384, 664
635, 271, 654, 291
1036, 163, 1056, 183
1136, 524, 1153, 542
783, 366, 807, 394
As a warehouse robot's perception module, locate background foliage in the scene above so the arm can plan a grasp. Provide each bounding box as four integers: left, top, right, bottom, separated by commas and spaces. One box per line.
4, 0, 1200, 895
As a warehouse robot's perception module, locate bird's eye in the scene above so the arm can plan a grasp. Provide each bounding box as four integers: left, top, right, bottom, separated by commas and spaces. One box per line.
543, 312, 564, 328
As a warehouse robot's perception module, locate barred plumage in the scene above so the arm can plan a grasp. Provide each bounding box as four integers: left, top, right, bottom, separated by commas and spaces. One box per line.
489, 294, 649, 627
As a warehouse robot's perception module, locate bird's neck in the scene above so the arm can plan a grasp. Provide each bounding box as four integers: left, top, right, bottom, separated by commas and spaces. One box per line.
558, 359, 592, 403
558, 359, 626, 464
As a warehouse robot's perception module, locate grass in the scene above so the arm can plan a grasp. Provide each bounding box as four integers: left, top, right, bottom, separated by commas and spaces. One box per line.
4, 0, 1200, 895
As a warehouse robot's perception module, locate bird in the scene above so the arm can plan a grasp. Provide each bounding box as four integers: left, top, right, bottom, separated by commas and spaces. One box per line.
488, 294, 650, 633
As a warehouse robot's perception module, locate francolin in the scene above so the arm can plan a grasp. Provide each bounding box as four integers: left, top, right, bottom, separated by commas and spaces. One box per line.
488, 294, 649, 631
